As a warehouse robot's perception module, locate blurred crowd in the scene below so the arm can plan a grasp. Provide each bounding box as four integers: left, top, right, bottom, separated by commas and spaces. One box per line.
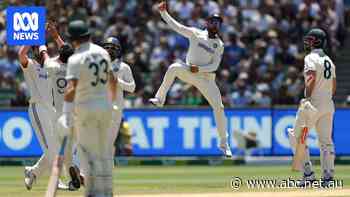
0, 0, 348, 108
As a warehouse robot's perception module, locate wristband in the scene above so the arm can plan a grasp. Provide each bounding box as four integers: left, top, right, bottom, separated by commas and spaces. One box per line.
39, 45, 47, 54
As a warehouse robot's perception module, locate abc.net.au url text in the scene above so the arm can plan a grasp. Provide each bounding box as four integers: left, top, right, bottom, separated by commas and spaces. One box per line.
230, 177, 343, 190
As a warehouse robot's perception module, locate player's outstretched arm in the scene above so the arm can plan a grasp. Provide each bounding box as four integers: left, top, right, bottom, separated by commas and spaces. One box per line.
158, 1, 194, 38
18, 46, 31, 68
40, 45, 56, 74
39, 45, 50, 63
47, 21, 64, 48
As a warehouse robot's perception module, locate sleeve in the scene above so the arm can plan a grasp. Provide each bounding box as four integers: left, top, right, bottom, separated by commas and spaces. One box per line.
333, 62, 336, 79
43, 58, 50, 68
160, 10, 195, 39
66, 56, 80, 80
118, 65, 136, 93
198, 45, 224, 73
22, 59, 36, 75
304, 55, 317, 73
111, 60, 121, 73
26, 58, 37, 69
103, 50, 113, 73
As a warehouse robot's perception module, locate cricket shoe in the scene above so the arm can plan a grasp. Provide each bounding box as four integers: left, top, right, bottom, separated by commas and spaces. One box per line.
321, 177, 334, 188
68, 175, 85, 191
149, 98, 163, 107
68, 165, 81, 190
57, 179, 69, 190
296, 171, 316, 188
220, 143, 232, 158
24, 166, 36, 190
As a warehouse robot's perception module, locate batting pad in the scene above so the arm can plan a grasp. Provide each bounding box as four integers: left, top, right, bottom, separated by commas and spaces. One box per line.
79, 145, 113, 197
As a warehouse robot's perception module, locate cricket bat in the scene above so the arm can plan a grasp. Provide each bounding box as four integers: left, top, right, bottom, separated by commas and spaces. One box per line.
291, 127, 309, 171
45, 136, 68, 197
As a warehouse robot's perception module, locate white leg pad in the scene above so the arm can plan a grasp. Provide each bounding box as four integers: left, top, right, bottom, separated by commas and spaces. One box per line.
320, 143, 335, 179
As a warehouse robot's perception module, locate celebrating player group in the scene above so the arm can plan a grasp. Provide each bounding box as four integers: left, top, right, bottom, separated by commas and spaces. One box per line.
19, 20, 135, 197
16, 1, 337, 196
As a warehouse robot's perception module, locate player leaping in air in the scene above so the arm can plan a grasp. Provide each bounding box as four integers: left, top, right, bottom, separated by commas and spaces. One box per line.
288, 28, 336, 187
149, 1, 232, 157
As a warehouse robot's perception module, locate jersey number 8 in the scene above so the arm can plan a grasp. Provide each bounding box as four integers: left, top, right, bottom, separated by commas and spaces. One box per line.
324, 60, 332, 79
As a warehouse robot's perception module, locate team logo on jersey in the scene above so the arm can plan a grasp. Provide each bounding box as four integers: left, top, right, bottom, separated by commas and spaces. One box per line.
38, 73, 48, 79
6, 7, 46, 45
213, 43, 218, 49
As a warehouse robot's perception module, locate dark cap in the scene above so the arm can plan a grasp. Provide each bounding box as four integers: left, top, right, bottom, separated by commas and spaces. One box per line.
67, 20, 90, 40
303, 28, 327, 50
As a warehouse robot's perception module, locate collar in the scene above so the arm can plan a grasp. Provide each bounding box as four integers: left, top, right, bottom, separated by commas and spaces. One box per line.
112, 58, 122, 65
76, 42, 90, 51
205, 29, 219, 39
310, 48, 325, 56
311, 48, 323, 53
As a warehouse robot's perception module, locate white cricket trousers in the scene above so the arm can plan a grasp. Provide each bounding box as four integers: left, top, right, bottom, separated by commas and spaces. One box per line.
294, 99, 335, 178
52, 111, 75, 177
75, 107, 113, 197
109, 109, 122, 156
155, 62, 228, 144
28, 102, 59, 178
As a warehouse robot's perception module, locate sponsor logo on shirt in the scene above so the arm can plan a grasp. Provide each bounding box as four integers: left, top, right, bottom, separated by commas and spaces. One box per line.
36, 69, 48, 79
38, 73, 48, 79
198, 42, 215, 54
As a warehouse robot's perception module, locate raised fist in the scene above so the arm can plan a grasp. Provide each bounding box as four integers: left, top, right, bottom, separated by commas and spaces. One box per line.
158, 1, 167, 12
46, 21, 59, 39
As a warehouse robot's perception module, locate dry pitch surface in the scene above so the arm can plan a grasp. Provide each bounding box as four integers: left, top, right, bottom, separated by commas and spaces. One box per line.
0, 165, 349, 197
123, 189, 350, 197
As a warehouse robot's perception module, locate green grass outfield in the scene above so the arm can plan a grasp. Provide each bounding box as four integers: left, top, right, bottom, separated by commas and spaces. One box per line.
0, 165, 349, 197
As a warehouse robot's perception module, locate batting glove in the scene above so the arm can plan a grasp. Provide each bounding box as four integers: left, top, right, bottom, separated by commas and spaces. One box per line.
57, 114, 73, 138
58, 102, 74, 134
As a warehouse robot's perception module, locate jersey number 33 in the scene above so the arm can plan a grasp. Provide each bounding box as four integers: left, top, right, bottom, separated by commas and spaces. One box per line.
88, 56, 108, 87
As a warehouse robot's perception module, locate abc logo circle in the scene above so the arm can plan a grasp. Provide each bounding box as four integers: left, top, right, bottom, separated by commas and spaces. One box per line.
2, 117, 32, 150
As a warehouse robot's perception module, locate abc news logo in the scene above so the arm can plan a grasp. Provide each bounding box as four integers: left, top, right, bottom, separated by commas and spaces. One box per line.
6, 7, 46, 46
13, 12, 39, 31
